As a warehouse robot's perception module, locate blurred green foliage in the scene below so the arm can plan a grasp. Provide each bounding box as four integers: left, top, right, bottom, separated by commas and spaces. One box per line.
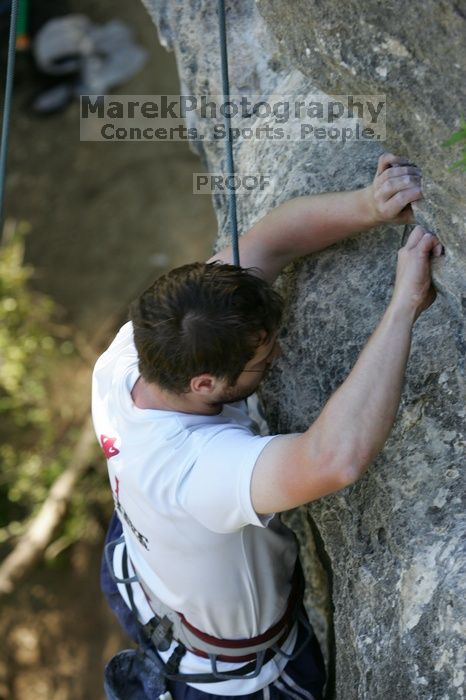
0, 224, 110, 551
443, 116, 466, 171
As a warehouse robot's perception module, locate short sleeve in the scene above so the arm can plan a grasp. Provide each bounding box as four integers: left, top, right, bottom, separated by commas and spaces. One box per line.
177, 425, 276, 534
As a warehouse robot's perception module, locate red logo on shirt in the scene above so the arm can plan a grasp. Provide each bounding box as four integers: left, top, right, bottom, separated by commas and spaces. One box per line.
100, 434, 120, 459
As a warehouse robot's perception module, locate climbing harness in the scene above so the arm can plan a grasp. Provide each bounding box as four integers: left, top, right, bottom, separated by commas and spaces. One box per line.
0, 0, 19, 232
217, 0, 240, 266
103, 534, 314, 687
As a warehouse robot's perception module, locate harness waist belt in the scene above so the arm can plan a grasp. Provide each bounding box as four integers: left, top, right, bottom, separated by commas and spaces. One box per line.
134, 558, 304, 662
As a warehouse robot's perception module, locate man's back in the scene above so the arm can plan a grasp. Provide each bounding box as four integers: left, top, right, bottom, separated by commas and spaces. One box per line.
92, 321, 299, 639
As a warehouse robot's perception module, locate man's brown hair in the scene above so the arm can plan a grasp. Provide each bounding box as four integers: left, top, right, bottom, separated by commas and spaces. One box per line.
129, 262, 283, 394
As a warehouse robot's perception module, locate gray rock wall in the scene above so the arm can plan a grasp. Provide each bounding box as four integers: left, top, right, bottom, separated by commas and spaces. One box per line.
141, 1, 465, 698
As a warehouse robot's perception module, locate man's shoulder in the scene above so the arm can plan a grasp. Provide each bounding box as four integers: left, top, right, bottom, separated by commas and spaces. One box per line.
97, 321, 134, 360
93, 321, 135, 377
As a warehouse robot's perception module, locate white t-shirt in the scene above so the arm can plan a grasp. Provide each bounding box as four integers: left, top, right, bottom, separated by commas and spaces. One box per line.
91, 321, 299, 694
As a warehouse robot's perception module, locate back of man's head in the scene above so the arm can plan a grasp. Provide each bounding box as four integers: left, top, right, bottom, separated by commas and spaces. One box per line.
130, 262, 283, 394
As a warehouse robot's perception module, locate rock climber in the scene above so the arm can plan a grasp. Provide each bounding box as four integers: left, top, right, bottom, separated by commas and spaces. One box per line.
92, 152, 442, 700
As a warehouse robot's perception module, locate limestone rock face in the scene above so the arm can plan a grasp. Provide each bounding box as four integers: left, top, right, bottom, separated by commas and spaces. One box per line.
141, 1, 465, 698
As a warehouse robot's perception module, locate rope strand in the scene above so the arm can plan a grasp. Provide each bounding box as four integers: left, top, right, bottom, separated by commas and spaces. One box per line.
217, 0, 240, 266
0, 0, 19, 234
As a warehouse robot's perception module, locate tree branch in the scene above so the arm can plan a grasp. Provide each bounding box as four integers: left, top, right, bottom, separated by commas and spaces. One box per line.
0, 416, 97, 596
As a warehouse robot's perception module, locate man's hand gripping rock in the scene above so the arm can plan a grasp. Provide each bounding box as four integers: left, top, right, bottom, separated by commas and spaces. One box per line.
367, 152, 443, 320
391, 225, 443, 321
368, 152, 423, 225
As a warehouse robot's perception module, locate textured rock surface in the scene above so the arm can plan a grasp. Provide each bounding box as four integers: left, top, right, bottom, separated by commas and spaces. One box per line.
141, 1, 465, 698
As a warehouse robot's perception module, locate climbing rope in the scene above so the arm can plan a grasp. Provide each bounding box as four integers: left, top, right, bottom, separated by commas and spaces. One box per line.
0, 0, 19, 234
217, 0, 240, 266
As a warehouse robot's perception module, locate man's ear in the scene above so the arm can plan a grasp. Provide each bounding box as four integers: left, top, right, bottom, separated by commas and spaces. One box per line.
190, 374, 222, 395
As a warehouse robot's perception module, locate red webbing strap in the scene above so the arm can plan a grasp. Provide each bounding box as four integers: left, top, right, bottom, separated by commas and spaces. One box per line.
179, 558, 304, 660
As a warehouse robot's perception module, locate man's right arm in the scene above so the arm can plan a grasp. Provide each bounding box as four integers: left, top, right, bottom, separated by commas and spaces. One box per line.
251, 226, 443, 514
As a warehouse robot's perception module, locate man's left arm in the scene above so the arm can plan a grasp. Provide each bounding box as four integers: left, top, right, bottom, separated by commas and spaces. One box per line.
208, 152, 422, 283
